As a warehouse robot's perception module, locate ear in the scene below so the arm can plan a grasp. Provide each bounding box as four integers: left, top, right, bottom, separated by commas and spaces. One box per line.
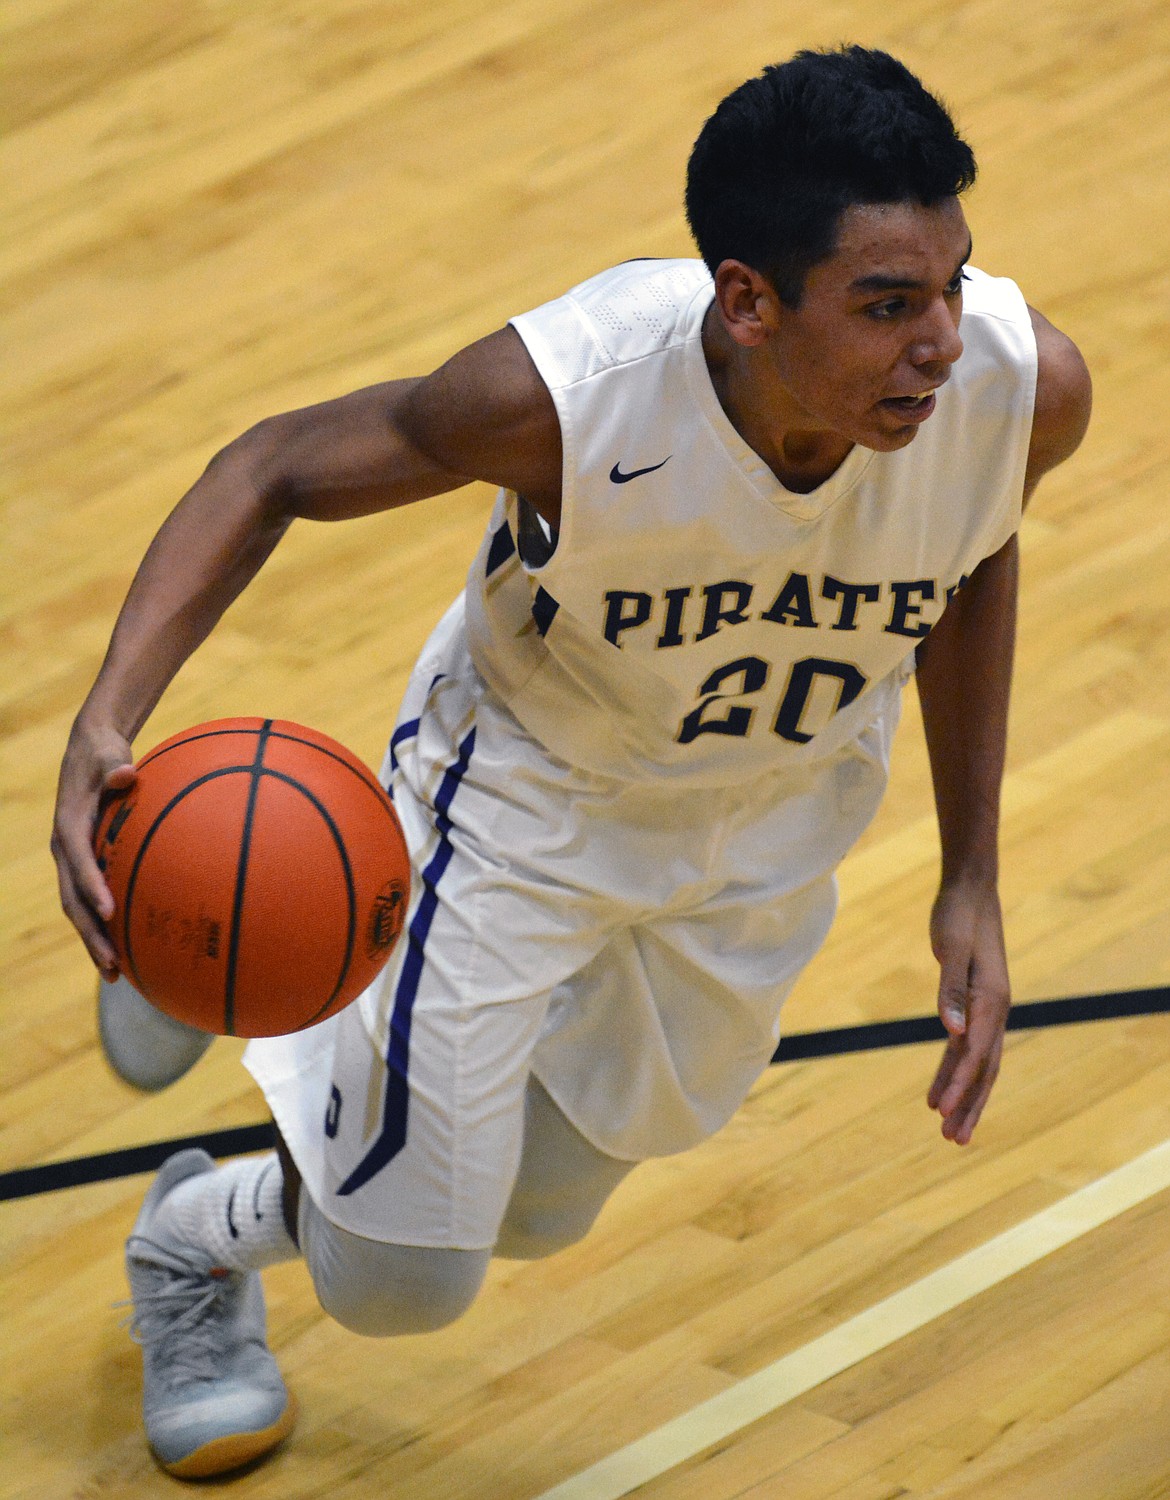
712, 260, 780, 348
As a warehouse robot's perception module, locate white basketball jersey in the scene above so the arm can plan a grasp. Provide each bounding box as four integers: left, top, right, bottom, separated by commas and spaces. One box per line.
464, 258, 1036, 786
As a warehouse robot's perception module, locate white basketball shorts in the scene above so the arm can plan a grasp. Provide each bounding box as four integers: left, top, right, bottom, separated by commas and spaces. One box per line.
244, 594, 899, 1248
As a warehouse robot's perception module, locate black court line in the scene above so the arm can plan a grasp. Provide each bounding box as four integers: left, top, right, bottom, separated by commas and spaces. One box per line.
772, 986, 1170, 1061
1, 1125, 277, 1202
2, 986, 1167, 1204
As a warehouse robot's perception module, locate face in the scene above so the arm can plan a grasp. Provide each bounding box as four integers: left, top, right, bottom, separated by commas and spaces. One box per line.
757, 197, 972, 452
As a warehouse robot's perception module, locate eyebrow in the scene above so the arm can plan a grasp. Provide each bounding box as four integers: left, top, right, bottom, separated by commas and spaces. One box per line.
849, 237, 974, 294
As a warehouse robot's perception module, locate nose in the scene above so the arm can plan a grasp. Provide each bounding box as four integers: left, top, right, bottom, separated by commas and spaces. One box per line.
910, 298, 964, 373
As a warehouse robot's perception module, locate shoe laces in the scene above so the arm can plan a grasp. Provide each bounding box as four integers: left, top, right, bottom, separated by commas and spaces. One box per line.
121, 1234, 240, 1386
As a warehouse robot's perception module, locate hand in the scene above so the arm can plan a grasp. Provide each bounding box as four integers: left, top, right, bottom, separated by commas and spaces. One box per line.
926, 880, 1011, 1145
51, 716, 137, 979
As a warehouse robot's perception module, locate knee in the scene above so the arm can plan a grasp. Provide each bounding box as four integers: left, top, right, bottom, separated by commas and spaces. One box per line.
317, 1248, 487, 1337
300, 1198, 490, 1337
493, 1193, 595, 1260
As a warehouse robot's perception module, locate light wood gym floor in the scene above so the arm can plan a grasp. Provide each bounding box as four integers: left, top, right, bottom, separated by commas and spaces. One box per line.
3, 1, 1169, 1495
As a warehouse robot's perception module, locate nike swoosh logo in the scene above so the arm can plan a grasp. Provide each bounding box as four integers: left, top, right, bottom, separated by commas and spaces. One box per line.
609, 456, 671, 484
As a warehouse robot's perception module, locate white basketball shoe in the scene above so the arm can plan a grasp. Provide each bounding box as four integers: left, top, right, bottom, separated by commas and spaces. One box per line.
98, 974, 214, 1091
124, 1149, 296, 1477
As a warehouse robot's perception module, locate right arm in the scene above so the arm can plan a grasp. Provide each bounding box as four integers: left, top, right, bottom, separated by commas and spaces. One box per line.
53, 327, 562, 974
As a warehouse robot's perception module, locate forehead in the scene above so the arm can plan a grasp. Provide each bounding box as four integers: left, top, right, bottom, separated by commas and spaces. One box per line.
809, 197, 971, 294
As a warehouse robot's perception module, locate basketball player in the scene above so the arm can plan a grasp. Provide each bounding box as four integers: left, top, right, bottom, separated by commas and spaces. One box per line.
51, 47, 1090, 1476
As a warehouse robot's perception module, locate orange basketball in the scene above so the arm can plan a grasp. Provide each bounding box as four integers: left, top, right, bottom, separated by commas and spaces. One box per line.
93, 717, 410, 1038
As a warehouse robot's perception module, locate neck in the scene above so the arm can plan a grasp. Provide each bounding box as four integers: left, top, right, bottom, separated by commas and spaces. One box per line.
701, 304, 853, 494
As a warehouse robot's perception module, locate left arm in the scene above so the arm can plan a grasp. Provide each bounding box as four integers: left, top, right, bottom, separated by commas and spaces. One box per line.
915, 307, 1092, 1144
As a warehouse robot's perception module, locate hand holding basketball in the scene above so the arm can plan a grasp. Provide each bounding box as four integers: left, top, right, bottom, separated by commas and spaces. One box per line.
92, 718, 410, 1037
53, 715, 139, 977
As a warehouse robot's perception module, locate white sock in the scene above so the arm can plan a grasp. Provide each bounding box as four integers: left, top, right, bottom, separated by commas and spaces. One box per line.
162, 1153, 299, 1273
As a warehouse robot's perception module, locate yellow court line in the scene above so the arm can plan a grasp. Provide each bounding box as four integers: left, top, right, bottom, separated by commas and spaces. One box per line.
536, 1138, 1170, 1500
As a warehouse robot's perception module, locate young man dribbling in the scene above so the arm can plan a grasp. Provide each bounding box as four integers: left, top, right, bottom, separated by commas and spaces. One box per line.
52, 46, 1091, 1476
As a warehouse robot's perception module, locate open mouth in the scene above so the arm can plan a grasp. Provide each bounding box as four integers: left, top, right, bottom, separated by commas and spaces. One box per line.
881, 391, 937, 421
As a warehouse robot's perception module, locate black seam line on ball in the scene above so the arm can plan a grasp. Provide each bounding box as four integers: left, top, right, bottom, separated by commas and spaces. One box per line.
141, 727, 400, 831
254, 768, 358, 1027
121, 763, 261, 996
224, 721, 274, 1036
136, 725, 267, 773
264, 730, 401, 827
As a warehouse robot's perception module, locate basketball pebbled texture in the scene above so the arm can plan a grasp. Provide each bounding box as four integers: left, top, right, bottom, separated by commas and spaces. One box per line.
93, 718, 410, 1037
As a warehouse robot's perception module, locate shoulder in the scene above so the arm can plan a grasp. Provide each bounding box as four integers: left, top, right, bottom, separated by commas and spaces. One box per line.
397, 325, 563, 519
1023, 306, 1092, 502
514, 258, 712, 380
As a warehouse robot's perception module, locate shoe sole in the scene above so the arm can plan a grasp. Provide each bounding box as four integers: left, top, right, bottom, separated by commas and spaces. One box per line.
156, 1392, 298, 1478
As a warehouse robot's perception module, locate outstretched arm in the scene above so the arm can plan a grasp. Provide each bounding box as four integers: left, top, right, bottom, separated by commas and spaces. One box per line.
52, 327, 562, 975
915, 306, 1091, 1144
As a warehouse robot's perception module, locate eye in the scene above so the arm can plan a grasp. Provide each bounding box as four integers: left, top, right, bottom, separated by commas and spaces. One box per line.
945, 269, 971, 297
866, 297, 907, 321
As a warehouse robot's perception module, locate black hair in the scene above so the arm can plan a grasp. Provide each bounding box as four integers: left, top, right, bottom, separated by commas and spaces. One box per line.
685, 46, 977, 305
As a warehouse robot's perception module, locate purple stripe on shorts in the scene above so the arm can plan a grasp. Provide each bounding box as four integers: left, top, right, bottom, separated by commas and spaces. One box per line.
336, 724, 477, 1198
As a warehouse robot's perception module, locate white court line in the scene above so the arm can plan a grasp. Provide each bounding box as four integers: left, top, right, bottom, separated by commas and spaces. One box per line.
537, 1138, 1170, 1500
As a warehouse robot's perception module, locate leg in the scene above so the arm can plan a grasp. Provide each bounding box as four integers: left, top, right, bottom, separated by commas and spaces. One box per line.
275, 1121, 491, 1336
298, 1191, 491, 1336
494, 1074, 635, 1259
244, 621, 612, 1256
124, 611, 613, 1474
292, 1079, 632, 1333
124, 1149, 298, 1478
274, 1122, 302, 1244
287, 1074, 634, 1331
125, 1125, 491, 1480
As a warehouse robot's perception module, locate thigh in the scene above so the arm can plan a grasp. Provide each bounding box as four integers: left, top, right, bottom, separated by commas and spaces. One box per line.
530, 887, 836, 1162
531, 721, 896, 1161
495, 1075, 635, 1258
318, 978, 551, 1247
